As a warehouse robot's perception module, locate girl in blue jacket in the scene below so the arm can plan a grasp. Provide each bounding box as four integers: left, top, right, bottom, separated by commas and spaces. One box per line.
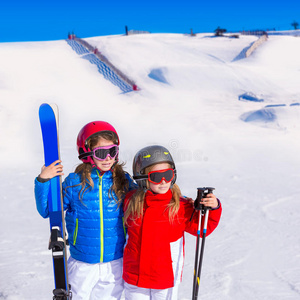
35, 121, 135, 300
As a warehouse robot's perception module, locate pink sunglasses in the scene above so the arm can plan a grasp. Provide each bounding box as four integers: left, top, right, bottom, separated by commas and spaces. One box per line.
92, 144, 119, 161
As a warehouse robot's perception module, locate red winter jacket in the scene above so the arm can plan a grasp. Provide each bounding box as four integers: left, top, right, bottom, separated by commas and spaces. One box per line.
123, 189, 222, 289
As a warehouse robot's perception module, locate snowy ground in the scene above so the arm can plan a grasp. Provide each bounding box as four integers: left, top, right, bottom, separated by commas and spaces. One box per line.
0, 32, 299, 299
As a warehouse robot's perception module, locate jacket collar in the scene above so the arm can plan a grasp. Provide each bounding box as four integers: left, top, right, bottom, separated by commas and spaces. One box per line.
145, 189, 172, 208
91, 168, 113, 179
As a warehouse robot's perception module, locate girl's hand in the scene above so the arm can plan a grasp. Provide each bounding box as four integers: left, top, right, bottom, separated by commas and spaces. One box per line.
200, 193, 218, 209
40, 160, 64, 179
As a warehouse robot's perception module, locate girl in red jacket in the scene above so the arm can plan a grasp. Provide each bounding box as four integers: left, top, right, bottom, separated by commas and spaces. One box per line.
123, 145, 222, 300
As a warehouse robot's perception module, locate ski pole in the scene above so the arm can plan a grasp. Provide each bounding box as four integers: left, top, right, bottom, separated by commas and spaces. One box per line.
192, 188, 206, 299
194, 207, 209, 299
192, 187, 215, 300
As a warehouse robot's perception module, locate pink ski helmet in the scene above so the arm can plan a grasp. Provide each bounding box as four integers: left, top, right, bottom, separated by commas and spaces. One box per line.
77, 121, 120, 164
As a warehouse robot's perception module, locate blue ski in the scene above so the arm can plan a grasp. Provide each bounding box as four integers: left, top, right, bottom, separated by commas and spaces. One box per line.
39, 103, 72, 299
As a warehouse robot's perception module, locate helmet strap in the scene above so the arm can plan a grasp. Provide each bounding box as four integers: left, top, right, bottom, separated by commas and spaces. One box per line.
78, 151, 93, 160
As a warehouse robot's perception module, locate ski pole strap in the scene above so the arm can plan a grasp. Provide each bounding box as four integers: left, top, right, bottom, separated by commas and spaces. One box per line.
190, 209, 195, 222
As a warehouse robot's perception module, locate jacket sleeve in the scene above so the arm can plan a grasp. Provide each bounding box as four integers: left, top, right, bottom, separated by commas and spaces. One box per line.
35, 175, 72, 218
184, 199, 222, 238
34, 177, 50, 218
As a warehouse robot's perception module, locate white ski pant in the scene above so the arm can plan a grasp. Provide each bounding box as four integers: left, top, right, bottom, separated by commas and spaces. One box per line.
124, 282, 179, 300
68, 256, 124, 300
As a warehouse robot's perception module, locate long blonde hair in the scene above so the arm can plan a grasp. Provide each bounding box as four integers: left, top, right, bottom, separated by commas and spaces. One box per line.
68, 132, 129, 205
124, 164, 181, 225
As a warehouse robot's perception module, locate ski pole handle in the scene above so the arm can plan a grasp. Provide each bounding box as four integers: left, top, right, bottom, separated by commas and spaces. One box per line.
194, 187, 215, 212
194, 188, 206, 211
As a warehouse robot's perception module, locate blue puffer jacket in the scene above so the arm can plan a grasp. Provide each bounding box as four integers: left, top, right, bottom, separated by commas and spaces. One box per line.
35, 168, 136, 264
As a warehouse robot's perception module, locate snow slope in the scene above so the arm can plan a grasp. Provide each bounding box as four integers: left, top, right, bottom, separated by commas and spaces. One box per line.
0, 33, 299, 299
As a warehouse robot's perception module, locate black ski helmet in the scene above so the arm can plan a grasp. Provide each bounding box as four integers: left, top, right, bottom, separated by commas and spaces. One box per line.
133, 145, 177, 189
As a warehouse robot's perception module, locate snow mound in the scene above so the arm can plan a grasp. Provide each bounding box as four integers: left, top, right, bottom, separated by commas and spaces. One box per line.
148, 68, 169, 84
238, 92, 264, 102
241, 104, 300, 129
241, 108, 276, 123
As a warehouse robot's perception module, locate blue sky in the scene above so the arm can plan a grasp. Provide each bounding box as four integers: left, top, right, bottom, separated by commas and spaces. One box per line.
0, 0, 299, 42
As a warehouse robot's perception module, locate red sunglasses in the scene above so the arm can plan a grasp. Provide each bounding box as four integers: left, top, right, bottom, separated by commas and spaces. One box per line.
148, 168, 175, 185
